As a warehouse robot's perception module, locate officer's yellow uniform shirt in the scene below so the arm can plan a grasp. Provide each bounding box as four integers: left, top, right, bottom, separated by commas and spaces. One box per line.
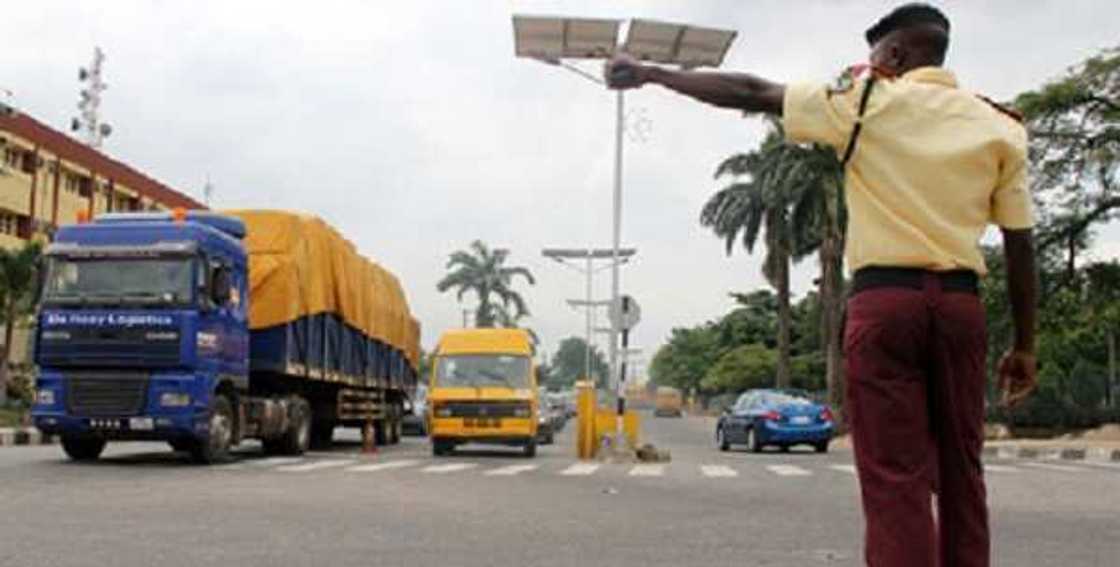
783, 66, 1033, 275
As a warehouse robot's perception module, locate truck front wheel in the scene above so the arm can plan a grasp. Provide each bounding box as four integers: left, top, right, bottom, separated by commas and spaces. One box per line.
190, 395, 234, 464
61, 437, 106, 462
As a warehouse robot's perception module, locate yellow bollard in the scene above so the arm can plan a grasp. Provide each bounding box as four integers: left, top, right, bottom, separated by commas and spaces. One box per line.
575, 380, 596, 459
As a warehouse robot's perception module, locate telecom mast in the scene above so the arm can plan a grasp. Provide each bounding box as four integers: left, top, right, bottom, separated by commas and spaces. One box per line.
71, 47, 112, 148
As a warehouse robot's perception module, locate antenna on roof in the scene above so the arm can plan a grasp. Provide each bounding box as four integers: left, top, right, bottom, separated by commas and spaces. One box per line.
73, 47, 111, 149
203, 176, 214, 207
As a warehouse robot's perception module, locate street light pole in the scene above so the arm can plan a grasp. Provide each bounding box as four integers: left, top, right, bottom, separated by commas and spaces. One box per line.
609, 89, 625, 409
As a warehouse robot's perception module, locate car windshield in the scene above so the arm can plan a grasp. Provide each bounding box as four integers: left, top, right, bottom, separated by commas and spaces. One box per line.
435, 354, 530, 389
762, 392, 812, 407
43, 257, 195, 306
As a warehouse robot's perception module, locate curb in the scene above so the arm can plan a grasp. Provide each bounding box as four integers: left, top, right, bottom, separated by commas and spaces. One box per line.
0, 427, 55, 447
983, 444, 1120, 463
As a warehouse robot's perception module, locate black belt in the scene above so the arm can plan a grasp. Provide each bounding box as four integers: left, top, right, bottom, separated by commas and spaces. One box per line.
851, 266, 979, 296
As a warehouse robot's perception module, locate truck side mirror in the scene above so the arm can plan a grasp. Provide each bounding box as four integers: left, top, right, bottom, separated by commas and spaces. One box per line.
211, 267, 232, 306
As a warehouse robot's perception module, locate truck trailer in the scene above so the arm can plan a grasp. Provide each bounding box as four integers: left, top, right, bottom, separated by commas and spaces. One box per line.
30, 209, 420, 463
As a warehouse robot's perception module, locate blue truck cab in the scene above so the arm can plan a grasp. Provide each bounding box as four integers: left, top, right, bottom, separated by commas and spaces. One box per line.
32, 212, 254, 462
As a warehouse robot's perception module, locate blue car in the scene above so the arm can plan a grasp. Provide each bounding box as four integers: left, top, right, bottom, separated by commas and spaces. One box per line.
716, 389, 834, 453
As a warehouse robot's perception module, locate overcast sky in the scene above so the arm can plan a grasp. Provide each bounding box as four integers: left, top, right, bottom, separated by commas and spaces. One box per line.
4, 1, 1118, 368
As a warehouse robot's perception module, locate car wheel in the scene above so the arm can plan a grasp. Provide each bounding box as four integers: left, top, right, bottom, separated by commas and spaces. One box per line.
523, 438, 537, 458
190, 395, 235, 464
61, 437, 106, 462
432, 439, 453, 457
815, 441, 829, 453
716, 427, 730, 452
747, 427, 763, 453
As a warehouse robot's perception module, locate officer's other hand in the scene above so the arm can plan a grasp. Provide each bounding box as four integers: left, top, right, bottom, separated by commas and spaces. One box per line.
997, 350, 1037, 409
604, 54, 648, 90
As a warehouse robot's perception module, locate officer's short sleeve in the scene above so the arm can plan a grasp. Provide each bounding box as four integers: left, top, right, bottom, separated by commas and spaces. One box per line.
990, 127, 1034, 229
782, 82, 860, 148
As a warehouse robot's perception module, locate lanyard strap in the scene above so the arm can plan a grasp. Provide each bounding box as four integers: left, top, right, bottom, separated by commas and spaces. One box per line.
840, 76, 878, 167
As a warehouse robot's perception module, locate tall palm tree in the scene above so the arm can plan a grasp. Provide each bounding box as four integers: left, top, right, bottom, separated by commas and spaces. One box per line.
701, 121, 846, 399
436, 240, 535, 328
757, 138, 847, 419
701, 131, 798, 388
0, 241, 42, 403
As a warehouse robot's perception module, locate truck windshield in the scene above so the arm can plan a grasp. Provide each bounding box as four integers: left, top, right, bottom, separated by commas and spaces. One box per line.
43, 257, 195, 306
435, 354, 531, 389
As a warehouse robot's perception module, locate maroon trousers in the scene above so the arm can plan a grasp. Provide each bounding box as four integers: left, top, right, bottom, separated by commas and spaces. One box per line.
844, 277, 989, 567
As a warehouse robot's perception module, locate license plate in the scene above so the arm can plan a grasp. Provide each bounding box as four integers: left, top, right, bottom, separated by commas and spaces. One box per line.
790, 416, 812, 425
465, 418, 500, 428
129, 417, 155, 431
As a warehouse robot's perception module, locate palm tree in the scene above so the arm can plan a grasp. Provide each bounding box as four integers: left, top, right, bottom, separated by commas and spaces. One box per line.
436, 240, 535, 328
701, 121, 846, 401
700, 131, 798, 388
0, 241, 42, 403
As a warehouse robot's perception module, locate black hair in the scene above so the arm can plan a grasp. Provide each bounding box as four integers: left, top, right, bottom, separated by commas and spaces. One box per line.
866, 3, 951, 64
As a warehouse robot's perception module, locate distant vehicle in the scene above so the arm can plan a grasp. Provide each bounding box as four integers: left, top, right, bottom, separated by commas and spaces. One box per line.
402, 384, 428, 436
716, 389, 834, 453
428, 328, 539, 457
653, 386, 684, 417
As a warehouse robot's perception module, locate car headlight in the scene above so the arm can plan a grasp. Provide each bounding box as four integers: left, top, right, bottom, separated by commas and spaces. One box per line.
40, 330, 70, 341
434, 406, 452, 418
159, 392, 191, 407
513, 405, 531, 418
35, 389, 56, 405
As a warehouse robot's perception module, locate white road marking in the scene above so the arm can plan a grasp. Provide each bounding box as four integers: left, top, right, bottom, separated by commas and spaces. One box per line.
767, 464, 812, 477
559, 463, 601, 476
829, 464, 858, 475
275, 459, 355, 473
983, 464, 1021, 473
422, 462, 478, 474
1080, 461, 1120, 471
700, 465, 738, 478
345, 459, 420, 473
628, 464, 665, 477
247, 457, 305, 467
484, 464, 539, 476
1021, 462, 1087, 473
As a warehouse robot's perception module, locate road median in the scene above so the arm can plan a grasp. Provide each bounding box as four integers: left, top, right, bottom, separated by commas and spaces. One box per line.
0, 427, 56, 447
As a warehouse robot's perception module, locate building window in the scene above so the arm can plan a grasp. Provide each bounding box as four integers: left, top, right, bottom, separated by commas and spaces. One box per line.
3, 148, 22, 169
0, 211, 18, 236
64, 173, 81, 193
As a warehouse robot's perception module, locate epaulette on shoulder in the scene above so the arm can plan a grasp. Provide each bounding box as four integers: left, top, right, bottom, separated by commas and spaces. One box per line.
976, 95, 1024, 123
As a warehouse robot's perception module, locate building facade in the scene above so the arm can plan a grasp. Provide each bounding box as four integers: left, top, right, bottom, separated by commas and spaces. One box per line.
0, 111, 204, 250
0, 110, 204, 368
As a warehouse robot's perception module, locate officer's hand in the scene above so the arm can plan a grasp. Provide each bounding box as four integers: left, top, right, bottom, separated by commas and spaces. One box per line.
997, 350, 1037, 409
604, 54, 649, 90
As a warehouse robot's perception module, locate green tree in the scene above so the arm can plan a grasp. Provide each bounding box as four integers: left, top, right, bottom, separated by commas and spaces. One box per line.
0, 241, 42, 403
436, 240, 535, 328
548, 336, 609, 389
700, 343, 776, 393
1016, 46, 1120, 284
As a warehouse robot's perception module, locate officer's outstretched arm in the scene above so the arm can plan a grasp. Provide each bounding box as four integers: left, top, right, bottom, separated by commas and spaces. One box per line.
604, 54, 785, 115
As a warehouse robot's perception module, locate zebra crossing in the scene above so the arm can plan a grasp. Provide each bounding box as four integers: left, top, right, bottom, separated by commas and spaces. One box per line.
221, 455, 1116, 480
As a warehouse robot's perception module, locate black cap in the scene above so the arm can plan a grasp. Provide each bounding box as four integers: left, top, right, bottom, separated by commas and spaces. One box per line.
865, 3, 950, 46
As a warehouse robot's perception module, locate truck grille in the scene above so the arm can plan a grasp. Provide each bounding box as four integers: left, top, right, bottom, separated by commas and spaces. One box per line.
441, 401, 528, 418
66, 373, 149, 416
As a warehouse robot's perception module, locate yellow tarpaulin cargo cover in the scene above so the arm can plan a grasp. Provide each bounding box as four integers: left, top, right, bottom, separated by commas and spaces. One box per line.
224, 210, 419, 368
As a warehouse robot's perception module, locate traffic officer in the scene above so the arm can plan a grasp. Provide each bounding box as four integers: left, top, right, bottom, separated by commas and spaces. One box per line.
604, 4, 1038, 566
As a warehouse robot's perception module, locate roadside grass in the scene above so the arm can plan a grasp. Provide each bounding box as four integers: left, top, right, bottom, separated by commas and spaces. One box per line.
0, 405, 26, 428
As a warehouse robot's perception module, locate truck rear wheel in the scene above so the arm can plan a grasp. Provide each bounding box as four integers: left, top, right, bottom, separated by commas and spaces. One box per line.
190, 395, 234, 464
61, 437, 106, 462
278, 397, 311, 455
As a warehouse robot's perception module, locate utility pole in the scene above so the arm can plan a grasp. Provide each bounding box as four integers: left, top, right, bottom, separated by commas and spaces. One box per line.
203, 176, 214, 208
543, 248, 635, 385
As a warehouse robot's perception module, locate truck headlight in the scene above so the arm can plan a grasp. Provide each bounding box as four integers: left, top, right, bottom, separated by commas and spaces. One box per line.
35, 389, 56, 405
434, 406, 452, 418
160, 392, 191, 407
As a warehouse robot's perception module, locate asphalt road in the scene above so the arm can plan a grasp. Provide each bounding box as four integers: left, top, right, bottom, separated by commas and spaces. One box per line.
1, 413, 1117, 567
